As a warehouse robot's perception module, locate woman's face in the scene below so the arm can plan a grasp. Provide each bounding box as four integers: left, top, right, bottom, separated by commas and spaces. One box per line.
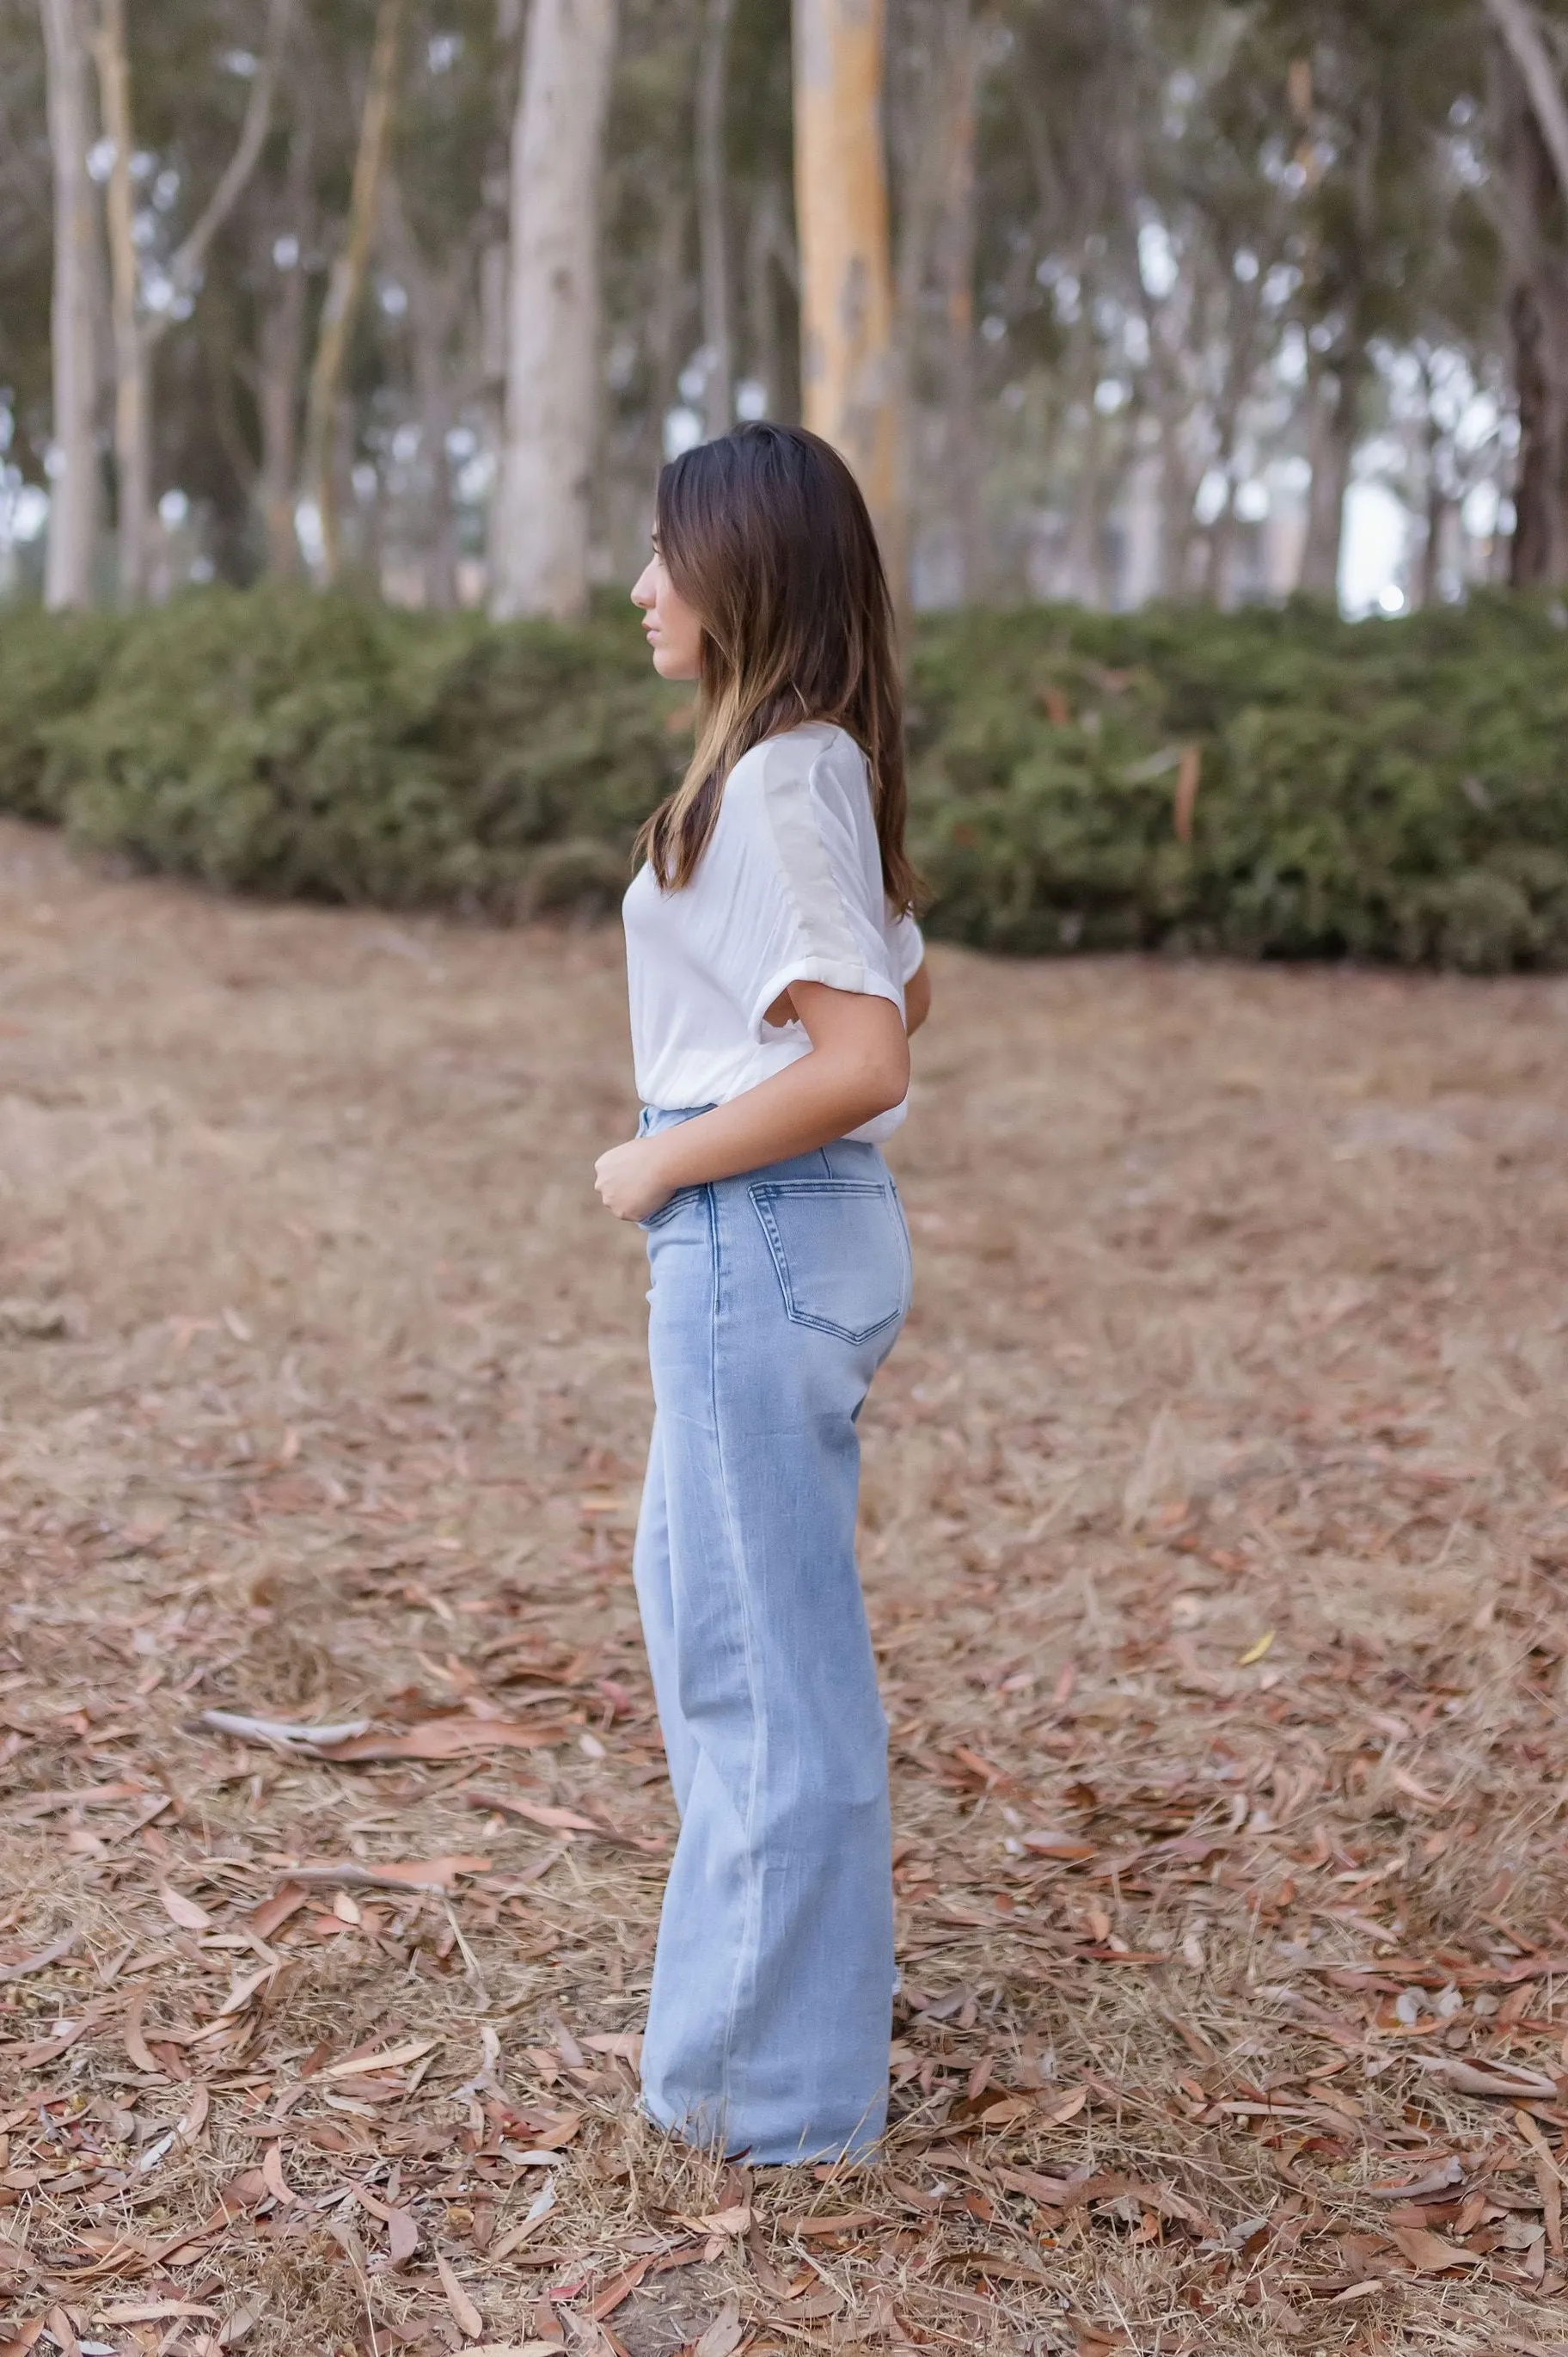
632, 543, 704, 682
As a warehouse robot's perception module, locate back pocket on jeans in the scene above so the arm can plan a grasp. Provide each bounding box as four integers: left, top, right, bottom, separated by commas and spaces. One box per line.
750, 1179, 910, 1345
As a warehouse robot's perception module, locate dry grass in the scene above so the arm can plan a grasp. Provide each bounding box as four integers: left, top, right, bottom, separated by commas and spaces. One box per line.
2, 816, 1567, 2357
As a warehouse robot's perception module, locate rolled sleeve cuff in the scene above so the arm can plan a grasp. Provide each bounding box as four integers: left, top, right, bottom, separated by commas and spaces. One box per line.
748, 958, 903, 1043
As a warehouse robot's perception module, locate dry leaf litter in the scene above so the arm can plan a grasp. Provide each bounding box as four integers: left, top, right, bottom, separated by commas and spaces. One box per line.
1, 822, 1566, 2357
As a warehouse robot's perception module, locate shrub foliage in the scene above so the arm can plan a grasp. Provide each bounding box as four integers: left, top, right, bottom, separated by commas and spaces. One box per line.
4, 586, 1568, 970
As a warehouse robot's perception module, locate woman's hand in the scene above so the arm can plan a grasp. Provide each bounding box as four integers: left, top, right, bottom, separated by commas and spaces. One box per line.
595, 1136, 677, 1223
600, 985, 916, 1221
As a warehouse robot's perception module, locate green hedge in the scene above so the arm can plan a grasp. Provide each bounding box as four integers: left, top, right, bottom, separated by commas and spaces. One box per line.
908, 598, 1568, 968
3, 584, 1568, 970
0, 590, 683, 915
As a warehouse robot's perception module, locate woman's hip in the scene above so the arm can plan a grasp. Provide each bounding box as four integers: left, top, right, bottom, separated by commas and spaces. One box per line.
641, 1125, 911, 1384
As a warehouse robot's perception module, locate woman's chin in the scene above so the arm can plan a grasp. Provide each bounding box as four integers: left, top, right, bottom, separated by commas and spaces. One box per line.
651, 646, 696, 682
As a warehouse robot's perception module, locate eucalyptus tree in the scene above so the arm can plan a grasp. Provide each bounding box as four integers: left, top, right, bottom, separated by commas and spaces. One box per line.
1480, 0, 1568, 582
377, 3, 512, 607
1240, 0, 1481, 596
36, 0, 97, 606
793, 0, 901, 577
90, 0, 291, 599
490, 0, 621, 619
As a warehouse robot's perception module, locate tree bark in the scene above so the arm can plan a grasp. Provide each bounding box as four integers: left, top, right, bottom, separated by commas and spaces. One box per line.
1419, 480, 1453, 609
381, 169, 469, 610
1197, 291, 1262, 608
793, 0, 903, 587
40, 0, 99, 609
490, 0, 620, 620
254, 107, 316, 578
696, 0, 736, 439
1491, 34, 1568, 586
933, 0, 980, 601
1483, 0, 1568, 195
258, 269, 308, 575
1063, 400, 1110, 606
92, 0, 150, 604
744, 179, 788, 420
301, 0, 406, 586
1508, 257, 1568, 584
1299, 355, 1360, 601
1156, 409, 1199, 600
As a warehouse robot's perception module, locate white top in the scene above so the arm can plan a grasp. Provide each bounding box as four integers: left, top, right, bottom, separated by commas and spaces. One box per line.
622, 721, 925, 1145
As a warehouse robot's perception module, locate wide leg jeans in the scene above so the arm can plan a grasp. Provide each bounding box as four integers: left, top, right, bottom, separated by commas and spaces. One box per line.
632, 1108, 912, 2164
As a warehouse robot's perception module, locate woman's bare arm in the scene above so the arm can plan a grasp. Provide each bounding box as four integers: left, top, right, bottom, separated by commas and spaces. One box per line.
594, 981, 910, 1222
768, 957, 930, 1038
903, 960, 931, 1036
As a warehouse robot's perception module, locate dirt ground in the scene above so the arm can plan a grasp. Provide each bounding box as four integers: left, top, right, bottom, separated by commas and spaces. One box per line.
2, 815, 1567, 2357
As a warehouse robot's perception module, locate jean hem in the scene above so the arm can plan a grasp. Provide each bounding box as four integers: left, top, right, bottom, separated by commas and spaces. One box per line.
639, 2095, 885, 2169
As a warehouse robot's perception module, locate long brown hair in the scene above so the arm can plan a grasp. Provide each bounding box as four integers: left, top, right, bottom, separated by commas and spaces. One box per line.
634, 422, 919, 912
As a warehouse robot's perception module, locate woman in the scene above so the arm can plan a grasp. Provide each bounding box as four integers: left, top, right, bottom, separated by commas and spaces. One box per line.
593, 422, 931, 2164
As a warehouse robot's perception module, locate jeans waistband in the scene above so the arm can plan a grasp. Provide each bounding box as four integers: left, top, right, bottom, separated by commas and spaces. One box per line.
638, 1104, 716, 1137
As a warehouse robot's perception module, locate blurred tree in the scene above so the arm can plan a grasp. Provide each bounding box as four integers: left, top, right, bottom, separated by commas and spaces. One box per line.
375, 7, 511, 606
2, 3, 57, 461
37, 0, 99, 606
793, 0, 902, 579
89, 0, 291, 599
1255, 0, 1479, 598
300, 0, 403, 584
695, 0, 736, 435
1482, 0, 1568, 581
887, 0, 985, 602
0, 0, 1540, 615
491, 0, 620, 617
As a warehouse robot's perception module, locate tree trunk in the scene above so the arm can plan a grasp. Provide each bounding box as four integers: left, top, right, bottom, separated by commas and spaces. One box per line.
649, 192, 691, 456
381, 170, 468, 611
258, 268, 309, 576
40, 0, 99, 610
1493, 47, 1568, 586
300, 0, 406, 586
1484, 0, 1568, 192
793, 0, 903, 586
1156, 414, 1199, 599
1508, 266, 1568, 584
418, 382, 461, 611
1299, 356, 1359, 601
696, 0, 735, 439
1063, 401, 1109, 606
1198, 334, 1257, 608
1199, 494, 1236, 608
92, 0, 150, 605
256, 114, 315, 578
744, 179, 787, 420
1419, 484, 1453, 609
933, 0, 980, 602
490, 0, 620, 620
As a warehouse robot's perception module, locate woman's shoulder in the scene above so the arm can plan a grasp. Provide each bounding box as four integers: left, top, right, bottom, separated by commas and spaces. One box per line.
727, 722, 866, 810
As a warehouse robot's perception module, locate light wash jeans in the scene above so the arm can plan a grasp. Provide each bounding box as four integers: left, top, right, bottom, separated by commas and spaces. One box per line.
633, 1106, 912, 2163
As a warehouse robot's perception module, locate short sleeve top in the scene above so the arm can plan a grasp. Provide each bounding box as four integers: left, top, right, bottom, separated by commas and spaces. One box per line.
622, 721, 925, 1145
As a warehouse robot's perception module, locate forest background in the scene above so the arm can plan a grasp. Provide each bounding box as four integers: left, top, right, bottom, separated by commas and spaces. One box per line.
10, 0, 1568, 979
12, 0, 1568, 623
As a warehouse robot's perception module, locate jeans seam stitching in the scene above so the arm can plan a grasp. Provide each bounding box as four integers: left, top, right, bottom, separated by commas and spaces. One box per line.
707, 1176, 763, 2147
